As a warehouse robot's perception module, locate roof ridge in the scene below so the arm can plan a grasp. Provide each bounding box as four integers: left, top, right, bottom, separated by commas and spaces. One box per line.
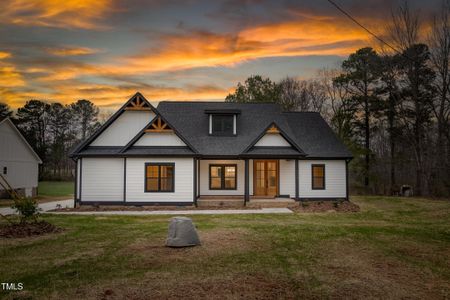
158, 101, 280, 105
282, 111, 320, 114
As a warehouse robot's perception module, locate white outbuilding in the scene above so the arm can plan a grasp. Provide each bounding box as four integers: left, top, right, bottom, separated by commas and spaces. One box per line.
0, 117, 42, 198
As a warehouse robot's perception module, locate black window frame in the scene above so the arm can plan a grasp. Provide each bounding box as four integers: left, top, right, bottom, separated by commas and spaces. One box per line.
3, 167, 7, 175
311, 164, 325, 190
209, 164, 237, 190
211, 114, 235, 136
144, 163, 175, 193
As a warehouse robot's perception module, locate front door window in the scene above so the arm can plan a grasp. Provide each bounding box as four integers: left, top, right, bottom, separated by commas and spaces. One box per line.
254, 160, 278, 196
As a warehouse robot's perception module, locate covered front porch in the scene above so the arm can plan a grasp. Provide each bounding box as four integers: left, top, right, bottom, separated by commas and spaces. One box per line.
193, 157, 300, 207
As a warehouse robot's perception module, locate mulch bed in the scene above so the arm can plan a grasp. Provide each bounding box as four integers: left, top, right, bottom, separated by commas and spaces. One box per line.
290, 201, 360, 213
49, 205, 258, 212
0, 221, 63, 238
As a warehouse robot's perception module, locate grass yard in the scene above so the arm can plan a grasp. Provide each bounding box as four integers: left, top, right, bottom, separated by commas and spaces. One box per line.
1, 196, 449, 299
0, 181, 73, 207
37, 181, 73, 198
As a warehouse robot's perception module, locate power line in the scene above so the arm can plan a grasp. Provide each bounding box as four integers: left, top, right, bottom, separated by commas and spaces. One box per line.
326, 0, 405, 57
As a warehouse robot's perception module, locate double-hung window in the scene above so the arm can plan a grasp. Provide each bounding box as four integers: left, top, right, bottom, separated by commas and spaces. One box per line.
311, 164, 325, 190
209, 164, 237, 190
145, 163, 175, 192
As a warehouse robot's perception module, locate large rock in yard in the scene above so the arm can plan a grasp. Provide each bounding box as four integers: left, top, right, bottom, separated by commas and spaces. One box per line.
166, 216, 201, 247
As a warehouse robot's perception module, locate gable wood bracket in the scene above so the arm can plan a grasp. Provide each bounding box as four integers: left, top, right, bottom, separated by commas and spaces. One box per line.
266, 124, 280, 134
124, 94, 153, 111
145, 116, 173, 133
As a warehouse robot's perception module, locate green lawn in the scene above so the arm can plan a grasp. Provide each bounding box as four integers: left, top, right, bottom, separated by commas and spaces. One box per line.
37, 181, 73, 197
0, 181, 73, 207
1, 196, 449, 299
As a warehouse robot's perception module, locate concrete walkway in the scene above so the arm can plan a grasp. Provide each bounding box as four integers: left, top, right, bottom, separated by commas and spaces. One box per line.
48, 207, 293, 216
0, 199, 74, 215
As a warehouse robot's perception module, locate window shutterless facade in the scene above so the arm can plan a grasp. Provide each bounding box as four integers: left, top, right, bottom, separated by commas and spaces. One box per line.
311, 164, 325, 190
209, 164, 237, 190
145, 163, 175, 192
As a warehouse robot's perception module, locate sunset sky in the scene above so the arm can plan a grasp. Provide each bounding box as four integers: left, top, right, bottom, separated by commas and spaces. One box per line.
0, 0, 439, 110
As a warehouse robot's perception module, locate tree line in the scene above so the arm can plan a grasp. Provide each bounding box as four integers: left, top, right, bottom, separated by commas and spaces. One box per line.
226, 2, 450, 197
0, 100, 100, 180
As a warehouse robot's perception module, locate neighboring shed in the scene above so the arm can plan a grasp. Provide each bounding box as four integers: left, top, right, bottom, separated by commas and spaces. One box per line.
0, 117, 42, 198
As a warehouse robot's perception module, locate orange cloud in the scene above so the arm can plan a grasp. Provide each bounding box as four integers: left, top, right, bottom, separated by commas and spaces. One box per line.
97, 17, 374, 76
46, 46, 101, 56
2, 80, 230, 109
0, 66, 25, 88
0, 0, 113, 29
0, 52, 12, 59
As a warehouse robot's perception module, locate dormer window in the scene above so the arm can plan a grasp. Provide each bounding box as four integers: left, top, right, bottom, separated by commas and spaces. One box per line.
205, 109, 240, 136
212, 115, 234, 135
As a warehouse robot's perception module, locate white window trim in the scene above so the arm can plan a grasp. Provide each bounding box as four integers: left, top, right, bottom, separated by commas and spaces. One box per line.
209, 114, 212, 134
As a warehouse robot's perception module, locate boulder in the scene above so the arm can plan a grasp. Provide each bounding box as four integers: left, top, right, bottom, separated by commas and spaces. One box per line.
166, 216, 201, 247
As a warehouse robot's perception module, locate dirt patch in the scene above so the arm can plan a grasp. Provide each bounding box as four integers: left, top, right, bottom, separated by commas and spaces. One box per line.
125, 228, 251, 262
67, 272, 297, 300
317, 239, 450, 299
0, 221, 63, 238
290, 201, 360, 213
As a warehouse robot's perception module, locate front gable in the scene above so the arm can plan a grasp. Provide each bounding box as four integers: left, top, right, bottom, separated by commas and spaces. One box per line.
133, 116, 186, 147
72, 93, 157, 152
90, 110, 155, 146
254, 125, 291, 147
243, 123, 305, 155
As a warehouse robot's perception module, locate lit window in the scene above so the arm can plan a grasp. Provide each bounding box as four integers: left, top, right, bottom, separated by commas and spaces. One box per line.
145, 163, 174, 192
209, 165, 236, 190
312, 164, 325, 190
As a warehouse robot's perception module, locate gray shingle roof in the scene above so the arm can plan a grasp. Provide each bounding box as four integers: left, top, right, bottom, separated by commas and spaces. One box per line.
78, 146, 194, 156
72, 98, 352, 159
283, 112, 352, 158
157, 101, 351, 158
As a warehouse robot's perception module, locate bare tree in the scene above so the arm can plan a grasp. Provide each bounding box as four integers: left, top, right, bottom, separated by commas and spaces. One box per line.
428, 0, 450, 194
278, 77, 327, 113
387, 1, 421, 51
278, 77, 302, 111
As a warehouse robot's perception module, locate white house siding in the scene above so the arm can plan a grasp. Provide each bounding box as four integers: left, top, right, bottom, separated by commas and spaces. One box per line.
126, 158, 193, 203
80, 158, 124, 202
134, 132, 186, 146
254, 133, 291, 147
90, 111, 155, 146
0, 120, 40, 195
298, 160, 346, 198
199, 160, 247, 196
279, 159, 295, 197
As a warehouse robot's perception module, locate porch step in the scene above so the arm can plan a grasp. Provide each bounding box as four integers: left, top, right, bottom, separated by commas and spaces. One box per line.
197, 197, 297, 208
197, 199, 244, 208
248, 198, 296, 208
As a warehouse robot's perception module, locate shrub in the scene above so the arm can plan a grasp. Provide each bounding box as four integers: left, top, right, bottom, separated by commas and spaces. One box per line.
12, 197, 40, 223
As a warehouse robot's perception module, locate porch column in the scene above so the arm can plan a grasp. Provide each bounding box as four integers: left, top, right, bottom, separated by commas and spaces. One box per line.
295, 158, 299, 201
193, 158, 198, 206
244, 159, 249, 205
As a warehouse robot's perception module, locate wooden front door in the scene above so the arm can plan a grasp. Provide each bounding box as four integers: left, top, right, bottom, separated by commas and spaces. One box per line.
253, 160, 278, 197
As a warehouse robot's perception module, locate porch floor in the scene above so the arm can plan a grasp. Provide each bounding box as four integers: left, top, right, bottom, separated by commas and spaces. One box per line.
197, 196, 296, 208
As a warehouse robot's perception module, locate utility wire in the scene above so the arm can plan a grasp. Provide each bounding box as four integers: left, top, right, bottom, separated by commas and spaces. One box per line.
326, 0, 411, 60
